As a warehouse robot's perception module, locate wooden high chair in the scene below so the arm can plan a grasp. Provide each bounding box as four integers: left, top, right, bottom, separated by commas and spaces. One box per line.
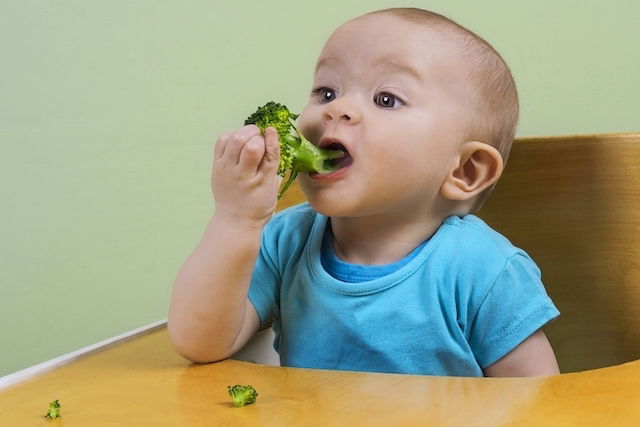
478, 132, 640, 373
258, 132, 640, 373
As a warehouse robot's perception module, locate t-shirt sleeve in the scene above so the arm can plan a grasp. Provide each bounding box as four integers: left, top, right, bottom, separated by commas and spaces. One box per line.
468, 252, 560, 368
247, 227, 281, 328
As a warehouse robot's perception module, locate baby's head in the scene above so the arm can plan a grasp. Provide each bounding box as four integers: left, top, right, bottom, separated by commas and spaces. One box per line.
297, 8, 518, 217
377, 8, 518, 164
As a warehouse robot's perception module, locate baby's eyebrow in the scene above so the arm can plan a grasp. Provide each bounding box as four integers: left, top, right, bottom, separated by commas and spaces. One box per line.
316, 55, 423, 83
315, 55, 423, 84
373, 58, 423, 82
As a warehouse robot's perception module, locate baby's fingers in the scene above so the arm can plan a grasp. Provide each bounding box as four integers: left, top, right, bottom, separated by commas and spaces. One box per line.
218, 125, 261, 165
259, 127, 280, 174
214, 132, 230, 160
238, 134, 266, 173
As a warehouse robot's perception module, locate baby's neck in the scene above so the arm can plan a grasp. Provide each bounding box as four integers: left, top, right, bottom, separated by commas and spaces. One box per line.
329, 214, 444, 265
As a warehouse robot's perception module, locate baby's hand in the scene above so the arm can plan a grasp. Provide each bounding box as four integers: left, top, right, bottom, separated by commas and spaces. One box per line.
211, 125, 280, 226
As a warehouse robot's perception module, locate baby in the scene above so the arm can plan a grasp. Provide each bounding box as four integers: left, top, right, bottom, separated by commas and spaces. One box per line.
169, 8, 560, 377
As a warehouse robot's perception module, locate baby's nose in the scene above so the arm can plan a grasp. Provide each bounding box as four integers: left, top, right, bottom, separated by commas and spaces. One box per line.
322, 98, 361, 124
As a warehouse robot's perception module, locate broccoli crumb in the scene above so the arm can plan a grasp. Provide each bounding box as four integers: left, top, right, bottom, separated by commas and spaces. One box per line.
227, 384, 259, 407
44, 399, 61, 419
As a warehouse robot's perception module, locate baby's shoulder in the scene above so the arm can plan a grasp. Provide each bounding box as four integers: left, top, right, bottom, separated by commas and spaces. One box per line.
266, 202, 318, 234
261, 203, 323, 257
431, 215, 542, 308
440, 214, 525, 261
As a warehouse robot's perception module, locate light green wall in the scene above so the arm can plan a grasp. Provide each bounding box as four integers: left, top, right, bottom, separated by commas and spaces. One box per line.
1, 0, 638, 377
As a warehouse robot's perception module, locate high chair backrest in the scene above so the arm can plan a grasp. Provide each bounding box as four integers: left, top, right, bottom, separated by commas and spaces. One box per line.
275, 133, 640, 373
478, 132, 640, 372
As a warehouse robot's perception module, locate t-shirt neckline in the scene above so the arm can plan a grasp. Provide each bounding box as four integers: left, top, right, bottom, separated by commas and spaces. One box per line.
307, 214, 453, 296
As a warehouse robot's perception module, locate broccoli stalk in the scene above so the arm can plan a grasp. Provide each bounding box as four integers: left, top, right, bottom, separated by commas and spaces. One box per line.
227, 384, 259, 407
245, 101, 344, 198
44, 400, 61, 419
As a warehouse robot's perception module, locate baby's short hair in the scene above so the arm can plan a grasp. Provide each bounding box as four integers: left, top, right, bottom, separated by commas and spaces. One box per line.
370, 8, 519, 164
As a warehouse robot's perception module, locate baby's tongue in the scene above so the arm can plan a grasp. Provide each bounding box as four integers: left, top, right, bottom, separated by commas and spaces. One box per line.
325, 144, 352, 170
332, 151, 353, 169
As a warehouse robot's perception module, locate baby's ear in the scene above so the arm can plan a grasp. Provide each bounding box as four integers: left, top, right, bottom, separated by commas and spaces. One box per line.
440, 141, 504, 201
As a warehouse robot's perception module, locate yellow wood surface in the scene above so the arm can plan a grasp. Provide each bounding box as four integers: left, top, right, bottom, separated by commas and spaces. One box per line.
278, 132, 640, 373
1, 327, 640, 426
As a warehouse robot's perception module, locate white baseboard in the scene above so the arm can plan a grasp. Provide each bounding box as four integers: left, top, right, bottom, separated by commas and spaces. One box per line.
0, 319, 167, 390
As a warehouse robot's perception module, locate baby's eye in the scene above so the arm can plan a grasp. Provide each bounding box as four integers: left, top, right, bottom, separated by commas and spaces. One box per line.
313, 87, 336, 103
374, 92, 402, 108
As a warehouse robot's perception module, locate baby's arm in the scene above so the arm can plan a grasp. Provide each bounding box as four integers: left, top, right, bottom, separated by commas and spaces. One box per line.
168, 125, 280, 363
483, 329, 559, 377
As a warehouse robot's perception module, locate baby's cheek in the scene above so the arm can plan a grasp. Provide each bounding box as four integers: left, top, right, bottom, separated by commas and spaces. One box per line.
296, 108, 322, 142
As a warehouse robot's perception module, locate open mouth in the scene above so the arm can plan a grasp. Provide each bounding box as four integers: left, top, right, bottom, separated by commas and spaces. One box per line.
324, 143, 353, 170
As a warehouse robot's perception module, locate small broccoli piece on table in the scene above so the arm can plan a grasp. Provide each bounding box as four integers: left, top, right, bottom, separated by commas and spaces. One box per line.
227, 384, 259, 407
245, 101, 344, 198
44, 400, 61, 419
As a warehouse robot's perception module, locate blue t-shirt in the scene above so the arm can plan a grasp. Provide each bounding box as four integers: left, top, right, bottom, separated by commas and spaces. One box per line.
248, 203, 559, 377
320, 222, 430, 282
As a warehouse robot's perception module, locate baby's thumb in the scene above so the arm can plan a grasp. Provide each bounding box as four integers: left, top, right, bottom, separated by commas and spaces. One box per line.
262, 127, 281, 172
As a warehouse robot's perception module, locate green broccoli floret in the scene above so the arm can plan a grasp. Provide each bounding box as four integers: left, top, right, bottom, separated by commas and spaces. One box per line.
227, 384, 259, 407
44, 400, 61, 419
245, 101, 344, 198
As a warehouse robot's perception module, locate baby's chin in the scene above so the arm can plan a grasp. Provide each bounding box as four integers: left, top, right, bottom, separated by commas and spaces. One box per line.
303, 193, 381, 220
299, 187, 353, 218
